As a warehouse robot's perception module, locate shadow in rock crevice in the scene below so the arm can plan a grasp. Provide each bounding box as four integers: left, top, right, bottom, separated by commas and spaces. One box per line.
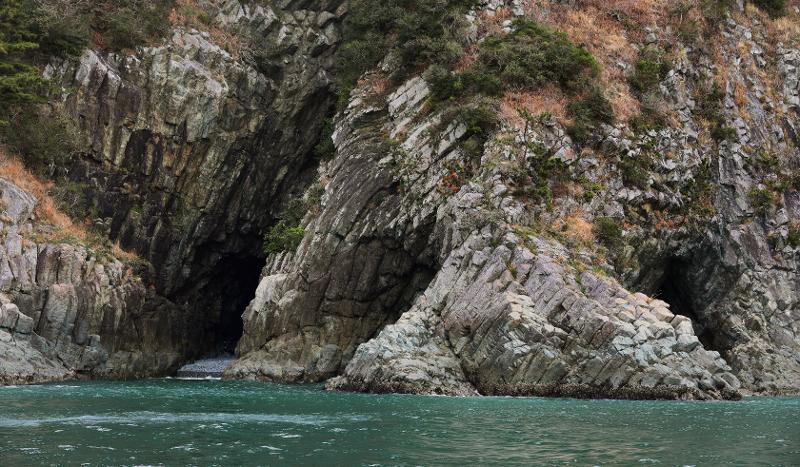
654, 258, 722, 352
186, 253, 264, 358
630, 248, 738, 356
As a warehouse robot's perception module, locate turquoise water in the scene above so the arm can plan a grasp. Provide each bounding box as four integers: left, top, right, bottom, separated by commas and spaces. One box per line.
0, 380, 798, 466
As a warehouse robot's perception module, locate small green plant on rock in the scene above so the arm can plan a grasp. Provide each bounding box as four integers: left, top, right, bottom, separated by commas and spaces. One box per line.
788, 222, 800, 248
618, 152, 655, 190
694, 80, 736, 143
629, 46, 671, 95
594, 217, 624, 258
263, 198, 308, 255
749, 187, 775, 216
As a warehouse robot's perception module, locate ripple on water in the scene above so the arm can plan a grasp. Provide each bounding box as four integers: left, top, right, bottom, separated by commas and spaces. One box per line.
0, 412, 370, 428
0, 381, 798, 466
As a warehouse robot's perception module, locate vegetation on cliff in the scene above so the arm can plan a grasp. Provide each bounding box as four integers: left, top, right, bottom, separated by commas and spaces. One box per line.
336, 0, 478, 104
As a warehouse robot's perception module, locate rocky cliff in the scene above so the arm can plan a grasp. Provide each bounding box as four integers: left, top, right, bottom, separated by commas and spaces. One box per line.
228, 0, 800, 399
0, 173, 189, 384
2, 0, 799, 399
42, 0, 343, 356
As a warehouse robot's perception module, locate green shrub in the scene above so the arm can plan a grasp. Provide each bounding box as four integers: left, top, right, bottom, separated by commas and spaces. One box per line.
565, 87, 615, 144
710, 124, 737, 142
0, 0, 46, 124
618, 153, 654, 190
91, 1, 174, 51
750, 0, 786, 17
595, 217, 624, 256
788, 222, 800, 248
629, 47, 670, 95
27, 0, 90, 57
509, 140, 568, 205
630, 104, 667, 133
335, 0, 477, 102
1, 108, 79, 172
456, 98, 498, 138
749, 187, 775, 215
263, 222, 305, 255
700, 0, 737, 24
694, 81, 735, 143
263, 197, 309, 255
430, 18, 613, 146
472, 19, 599, 92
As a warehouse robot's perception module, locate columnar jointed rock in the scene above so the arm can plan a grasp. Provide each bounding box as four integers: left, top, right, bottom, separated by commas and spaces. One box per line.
0, 179, 190, 384
234, 6, 800, 398
43, 0, 343, 356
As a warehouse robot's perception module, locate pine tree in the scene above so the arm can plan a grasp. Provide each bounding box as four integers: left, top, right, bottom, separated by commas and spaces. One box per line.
0, 0, 44, 125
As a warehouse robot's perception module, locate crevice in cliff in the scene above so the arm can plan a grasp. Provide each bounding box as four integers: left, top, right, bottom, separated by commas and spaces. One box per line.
653, 258, 724, 354
196, 253, 264, 356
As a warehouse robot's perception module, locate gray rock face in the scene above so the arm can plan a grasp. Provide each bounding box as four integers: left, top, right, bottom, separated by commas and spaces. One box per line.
0, 178, 190, 384
2, 1, 798, 398
230, 8, 800, 398
43, 0, 342, 356
176, 356, 234, 378
229, 74, 742, 399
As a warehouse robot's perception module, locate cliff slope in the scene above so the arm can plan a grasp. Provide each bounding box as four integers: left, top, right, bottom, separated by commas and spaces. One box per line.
1, 0, 799, 399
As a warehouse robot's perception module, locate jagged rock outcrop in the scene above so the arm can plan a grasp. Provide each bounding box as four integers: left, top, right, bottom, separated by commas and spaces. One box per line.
0, 178, 189, 384
229, 75, 742, 400
230, 3, 800, 398
2, 0, 798, 399
43, 0, 343, 355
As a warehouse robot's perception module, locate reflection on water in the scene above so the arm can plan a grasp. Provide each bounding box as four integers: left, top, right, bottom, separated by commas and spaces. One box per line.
0, 380, 797, 465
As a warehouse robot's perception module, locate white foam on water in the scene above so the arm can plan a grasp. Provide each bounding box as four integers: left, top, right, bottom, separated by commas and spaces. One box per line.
0, 412, 369, 428
172, 377, 222, 381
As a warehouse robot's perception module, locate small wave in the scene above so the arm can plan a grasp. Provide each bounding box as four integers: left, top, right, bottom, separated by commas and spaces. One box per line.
0, 412, 369, 428
173, 377, 222, 381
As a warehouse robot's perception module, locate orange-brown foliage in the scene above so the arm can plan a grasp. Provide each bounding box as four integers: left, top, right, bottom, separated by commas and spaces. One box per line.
553, 211, 594, 245
499, 85, 570, 129
519, 0, 673, 122
0, 150, 139, 262
0, 151, 82, 239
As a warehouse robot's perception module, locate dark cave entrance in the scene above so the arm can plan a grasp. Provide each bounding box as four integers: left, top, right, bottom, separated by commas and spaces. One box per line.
200, 254, 264, 356
654, 259, 718, 351
648, 257, 733, 354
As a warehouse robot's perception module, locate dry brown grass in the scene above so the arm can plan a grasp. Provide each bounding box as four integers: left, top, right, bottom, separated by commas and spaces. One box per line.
0, 150, 139, 262
454, 45, 478, 73
0, 151, 84, 239
169, 0, 242, 56
552, 210, 594, 246
477, 7, 512, 37
499, 86, 571, 129
518, 0, 667, 123
356, 72, 393, 98
770, 13, 800, 45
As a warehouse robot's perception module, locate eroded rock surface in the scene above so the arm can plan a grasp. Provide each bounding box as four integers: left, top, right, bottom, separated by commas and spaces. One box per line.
231, 4, 799, 399
0, 179, 189, 384
43, 0, 343, 355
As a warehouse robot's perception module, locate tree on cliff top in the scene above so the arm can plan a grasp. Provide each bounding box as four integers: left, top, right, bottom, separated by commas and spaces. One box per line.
0, 0, 44, 125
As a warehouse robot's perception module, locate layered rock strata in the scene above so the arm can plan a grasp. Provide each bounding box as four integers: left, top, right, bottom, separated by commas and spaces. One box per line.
0, 179, 188, 384
231, 4, 800, 398
43, 0, 342, 355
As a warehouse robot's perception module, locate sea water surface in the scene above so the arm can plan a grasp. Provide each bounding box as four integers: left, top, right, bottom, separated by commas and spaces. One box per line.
0, 380, 798, 466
